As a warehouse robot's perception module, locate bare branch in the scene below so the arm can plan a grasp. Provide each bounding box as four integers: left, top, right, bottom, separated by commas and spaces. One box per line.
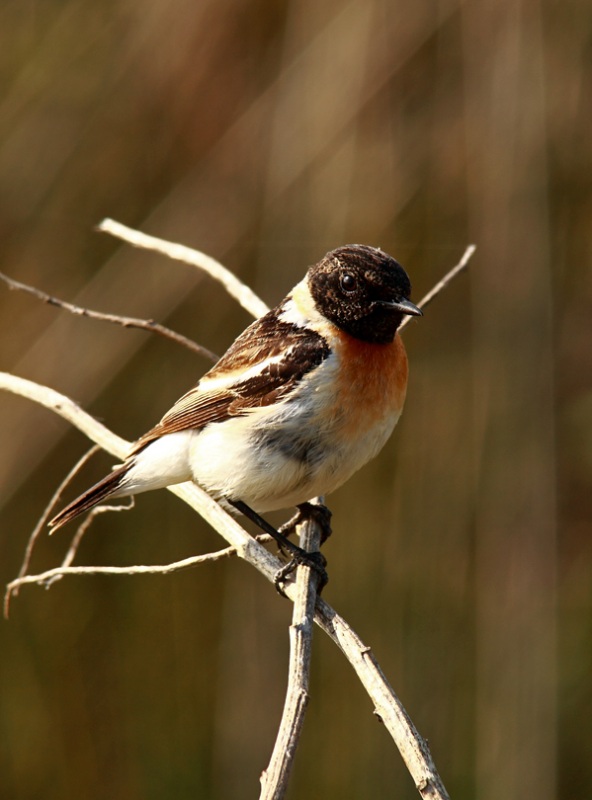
314, 599, 450, 800
399, 243, 476, 332
4, 547, 238, 615
98, 218, 270, 319
13, 445, 101, 588
1, 371, 449, 797
0, 270, 217, 362
260, 504, 323, 799
56, 499, 135, 570
6, 519, 274, 616
0, 373, 131, 456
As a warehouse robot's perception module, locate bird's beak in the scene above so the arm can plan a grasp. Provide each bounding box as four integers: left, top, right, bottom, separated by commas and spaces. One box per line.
375, 298, 423, 316
394, 298, 422, 316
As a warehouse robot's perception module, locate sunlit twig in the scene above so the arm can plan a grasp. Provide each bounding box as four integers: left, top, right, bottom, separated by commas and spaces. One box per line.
399, 244, 476, 332
98, 218, 270, 319
260, 504, 324, 799
0, 270, 217, 362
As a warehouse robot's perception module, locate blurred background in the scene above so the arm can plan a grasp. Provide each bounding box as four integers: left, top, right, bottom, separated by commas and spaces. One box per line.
0, 0, 590, 798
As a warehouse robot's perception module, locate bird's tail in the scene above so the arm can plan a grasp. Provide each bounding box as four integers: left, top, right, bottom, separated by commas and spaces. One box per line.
49, 464, 130, 532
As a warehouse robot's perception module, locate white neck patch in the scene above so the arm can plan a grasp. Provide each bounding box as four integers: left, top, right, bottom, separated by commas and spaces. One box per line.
279, 277, 324, 330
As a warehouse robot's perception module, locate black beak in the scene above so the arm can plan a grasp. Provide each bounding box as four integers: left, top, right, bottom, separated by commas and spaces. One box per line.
375, 298, 423, 317
393, 298, 422, 317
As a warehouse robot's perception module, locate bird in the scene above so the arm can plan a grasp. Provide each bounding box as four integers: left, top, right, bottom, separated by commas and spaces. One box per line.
49, 244, 422, 556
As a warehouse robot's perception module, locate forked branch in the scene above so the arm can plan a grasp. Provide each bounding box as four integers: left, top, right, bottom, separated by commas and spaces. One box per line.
1, 229, 474, 800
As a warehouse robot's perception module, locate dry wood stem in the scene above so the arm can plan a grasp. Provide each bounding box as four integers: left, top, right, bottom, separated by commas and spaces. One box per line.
0, 270, 217, 361
260, 506, 323, 799
98, 218, 270, 318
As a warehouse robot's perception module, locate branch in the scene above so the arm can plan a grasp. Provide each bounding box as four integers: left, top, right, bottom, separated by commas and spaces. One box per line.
0, 371, 449, 799
399, 244, 476, 332
260, 505, 323, 799
315, 600, 449, 799
11, 445, 101, 593
4, 539, 238, 618
98, 218, 270, 319
0, 270, 217, 362
5, 547, 237, 612
56, 499, 135, 570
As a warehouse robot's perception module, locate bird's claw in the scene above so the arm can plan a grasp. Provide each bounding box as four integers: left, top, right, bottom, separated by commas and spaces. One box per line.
278, 501, 333, 544
273, 549, 328, 597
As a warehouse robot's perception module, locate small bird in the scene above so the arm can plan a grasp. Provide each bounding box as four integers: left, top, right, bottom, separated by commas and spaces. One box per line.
50, 245, 421, 546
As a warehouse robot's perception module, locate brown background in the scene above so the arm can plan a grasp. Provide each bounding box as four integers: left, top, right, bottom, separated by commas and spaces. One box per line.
1, 1, 590, 798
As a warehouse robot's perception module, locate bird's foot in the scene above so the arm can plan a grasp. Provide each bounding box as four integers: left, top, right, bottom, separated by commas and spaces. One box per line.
273, 549, 328, 597
228, 499, 329, 596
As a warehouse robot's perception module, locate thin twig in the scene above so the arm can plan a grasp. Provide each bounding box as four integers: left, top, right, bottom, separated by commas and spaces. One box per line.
57, 499, 135, 571
0, 270, 217, 362
314, 599, 450, 800
98, 218, 270, 319
6, 524, 274, 615
399, 244, 476, 332
5, 547, 238, 614
12, 445, 101, 594
260, 504, 323, 799
0, 371, 450, 798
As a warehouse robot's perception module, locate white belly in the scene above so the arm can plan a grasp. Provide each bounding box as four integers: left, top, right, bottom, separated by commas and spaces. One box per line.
188, 389, 400, 513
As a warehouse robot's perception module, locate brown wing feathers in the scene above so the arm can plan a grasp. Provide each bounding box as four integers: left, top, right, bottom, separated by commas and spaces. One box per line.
133, 313, 330, 453
49, 465, 129, 530
51, 311, 331, 528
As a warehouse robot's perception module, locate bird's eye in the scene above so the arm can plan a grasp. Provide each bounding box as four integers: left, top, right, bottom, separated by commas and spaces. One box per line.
340, 273, 357, 293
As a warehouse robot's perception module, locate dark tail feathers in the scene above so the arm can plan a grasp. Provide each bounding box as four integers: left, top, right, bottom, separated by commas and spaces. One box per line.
49, 465, 130, 531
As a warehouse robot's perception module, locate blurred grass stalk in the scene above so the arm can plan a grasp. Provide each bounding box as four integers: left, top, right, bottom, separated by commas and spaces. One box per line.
464, 1, 557, 798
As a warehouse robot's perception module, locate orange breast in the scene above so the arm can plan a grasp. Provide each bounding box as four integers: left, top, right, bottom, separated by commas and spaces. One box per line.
333, 332, 409, 437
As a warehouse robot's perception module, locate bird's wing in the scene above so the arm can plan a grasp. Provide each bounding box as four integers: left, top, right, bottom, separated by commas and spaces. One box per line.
132, 312, 330, 453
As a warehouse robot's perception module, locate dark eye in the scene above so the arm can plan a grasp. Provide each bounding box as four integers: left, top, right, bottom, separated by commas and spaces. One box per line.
339, 272, 357, 293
